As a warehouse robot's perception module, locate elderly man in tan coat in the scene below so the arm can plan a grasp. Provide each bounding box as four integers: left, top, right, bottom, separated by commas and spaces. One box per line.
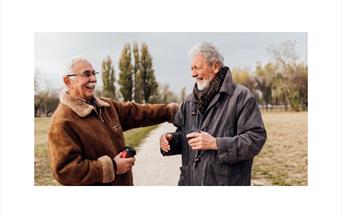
48, 57, 178, 185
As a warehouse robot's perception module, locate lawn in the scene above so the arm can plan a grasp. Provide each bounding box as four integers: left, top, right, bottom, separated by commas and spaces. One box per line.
35, 111, 308, 186
34, 117, 158, 185
252, 112, 308, 185
34, 117, 59, 185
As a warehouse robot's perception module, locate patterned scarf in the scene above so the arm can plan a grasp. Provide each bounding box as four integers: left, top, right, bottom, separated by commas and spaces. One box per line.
193, 66, 228, 114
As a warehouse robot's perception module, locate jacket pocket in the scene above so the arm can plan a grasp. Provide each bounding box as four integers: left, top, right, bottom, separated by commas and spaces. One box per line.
111, 122, 125, 150
205, 163, 231, 186
112, 123, 122, 132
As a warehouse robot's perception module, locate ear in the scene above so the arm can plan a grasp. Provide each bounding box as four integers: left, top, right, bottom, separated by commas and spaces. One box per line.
213, 62, 221, 74
63, 76, 72, 89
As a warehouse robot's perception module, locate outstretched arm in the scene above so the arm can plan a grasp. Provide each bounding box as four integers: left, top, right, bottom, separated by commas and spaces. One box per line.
112, 100, 178, 131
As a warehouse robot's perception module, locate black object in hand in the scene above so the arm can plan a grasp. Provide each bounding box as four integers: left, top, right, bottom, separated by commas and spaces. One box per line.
121, 146, 136, 158
186, 129, 201, 140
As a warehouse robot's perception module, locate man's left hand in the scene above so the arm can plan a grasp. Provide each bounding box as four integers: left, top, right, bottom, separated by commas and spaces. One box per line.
186, 131, 218, 150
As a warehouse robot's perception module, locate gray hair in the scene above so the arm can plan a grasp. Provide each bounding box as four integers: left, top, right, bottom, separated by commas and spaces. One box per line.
61, 56, 90, 90
188, 42, 224, 66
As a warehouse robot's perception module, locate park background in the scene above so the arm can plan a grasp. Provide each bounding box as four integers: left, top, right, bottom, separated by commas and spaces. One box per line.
35, 32, 307, 186
1, 1, 341, 218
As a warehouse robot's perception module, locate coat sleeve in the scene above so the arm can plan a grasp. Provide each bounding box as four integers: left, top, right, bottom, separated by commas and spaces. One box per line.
161, 102, 186, 156
48, 123, 115, 185
216, 94, 267, 164
112, 101, 178, 131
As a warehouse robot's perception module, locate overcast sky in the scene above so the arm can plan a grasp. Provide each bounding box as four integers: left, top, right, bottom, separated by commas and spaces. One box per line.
35, 32, 307, 95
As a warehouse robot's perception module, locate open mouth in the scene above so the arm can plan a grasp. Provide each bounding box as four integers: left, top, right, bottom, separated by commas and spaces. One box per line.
196, 77, 206, 84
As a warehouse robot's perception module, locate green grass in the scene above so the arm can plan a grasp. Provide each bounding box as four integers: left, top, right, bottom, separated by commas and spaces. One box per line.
124, 125, 158, 148
34, 117, 158, 185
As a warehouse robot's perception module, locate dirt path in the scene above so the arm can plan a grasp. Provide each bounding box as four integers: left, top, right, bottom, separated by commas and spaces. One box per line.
132, 123, 181, 186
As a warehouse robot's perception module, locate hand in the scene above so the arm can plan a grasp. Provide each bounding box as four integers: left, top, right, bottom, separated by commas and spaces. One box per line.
114, 152, 135, 175
160, 133, 172, 153
186, 131, 218, 150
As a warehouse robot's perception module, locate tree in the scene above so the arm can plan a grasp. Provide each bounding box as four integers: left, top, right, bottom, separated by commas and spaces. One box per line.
282, 62, 308, 111
255, 62, 276, 111
180, 87, 187, 102
118, 43, 133, 101
34, 70, 48, 117
43, 91, 59, 116
35, 91, 48, 117
271, 72, 289, 111
231, 67, 256, 94
268, 40, 308, 111
102, 56, 116, 99
296, 63, 308, 111
149, 83, 178, 104
140, 43, 158, 103
132, 41, 143, 103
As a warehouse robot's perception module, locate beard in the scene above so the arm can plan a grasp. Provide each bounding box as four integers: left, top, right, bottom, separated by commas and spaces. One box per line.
196, 78, 210, 91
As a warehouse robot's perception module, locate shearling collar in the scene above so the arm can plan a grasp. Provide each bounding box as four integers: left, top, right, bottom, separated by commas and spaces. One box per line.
59, 91, 110, 117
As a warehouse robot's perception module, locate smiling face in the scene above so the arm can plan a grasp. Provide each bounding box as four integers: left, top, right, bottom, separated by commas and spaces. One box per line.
64, 59, 97, 100
191, 54, 221, 91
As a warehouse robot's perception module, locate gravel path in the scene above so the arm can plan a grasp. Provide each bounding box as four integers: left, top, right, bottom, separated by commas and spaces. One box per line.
132, 123, 181, 186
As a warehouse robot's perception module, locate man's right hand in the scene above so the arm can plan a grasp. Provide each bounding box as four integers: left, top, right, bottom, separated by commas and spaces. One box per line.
113, 152, 135, 175
160, 133, 172, 153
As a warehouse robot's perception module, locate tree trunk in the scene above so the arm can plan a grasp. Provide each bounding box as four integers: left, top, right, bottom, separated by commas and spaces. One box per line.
34, 105, 38, 117
286, 95, 300, 112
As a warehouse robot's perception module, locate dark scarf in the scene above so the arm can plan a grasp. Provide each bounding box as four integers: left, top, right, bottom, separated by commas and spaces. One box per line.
193, 66, 228, 114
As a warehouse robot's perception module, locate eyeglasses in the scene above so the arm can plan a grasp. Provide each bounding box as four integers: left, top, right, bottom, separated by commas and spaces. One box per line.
67, 70, 99, 78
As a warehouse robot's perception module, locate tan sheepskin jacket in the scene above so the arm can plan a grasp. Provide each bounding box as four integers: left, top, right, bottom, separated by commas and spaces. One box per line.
47, 91, 177, 185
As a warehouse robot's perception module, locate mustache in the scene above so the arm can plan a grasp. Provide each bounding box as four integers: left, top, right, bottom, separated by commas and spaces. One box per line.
86, 82, 96, 88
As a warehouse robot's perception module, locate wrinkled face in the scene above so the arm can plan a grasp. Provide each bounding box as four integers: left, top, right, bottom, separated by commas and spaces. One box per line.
64, 60, 97, 100
191, 54, 220, 91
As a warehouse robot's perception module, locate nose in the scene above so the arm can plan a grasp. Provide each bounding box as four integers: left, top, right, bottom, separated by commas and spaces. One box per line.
192, 69, 198, 78
89, 74, 97, 82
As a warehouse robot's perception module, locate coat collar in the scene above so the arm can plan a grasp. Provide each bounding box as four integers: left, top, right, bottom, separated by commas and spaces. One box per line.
219, 67, 235, 96
59, 91, 110, 117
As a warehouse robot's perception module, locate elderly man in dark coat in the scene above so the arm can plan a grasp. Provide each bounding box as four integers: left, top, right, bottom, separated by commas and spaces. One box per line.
160, 42, 267, 186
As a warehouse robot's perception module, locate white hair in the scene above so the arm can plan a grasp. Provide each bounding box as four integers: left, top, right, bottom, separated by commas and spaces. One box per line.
61, 56, 90, 90
188, 42, 224, 66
